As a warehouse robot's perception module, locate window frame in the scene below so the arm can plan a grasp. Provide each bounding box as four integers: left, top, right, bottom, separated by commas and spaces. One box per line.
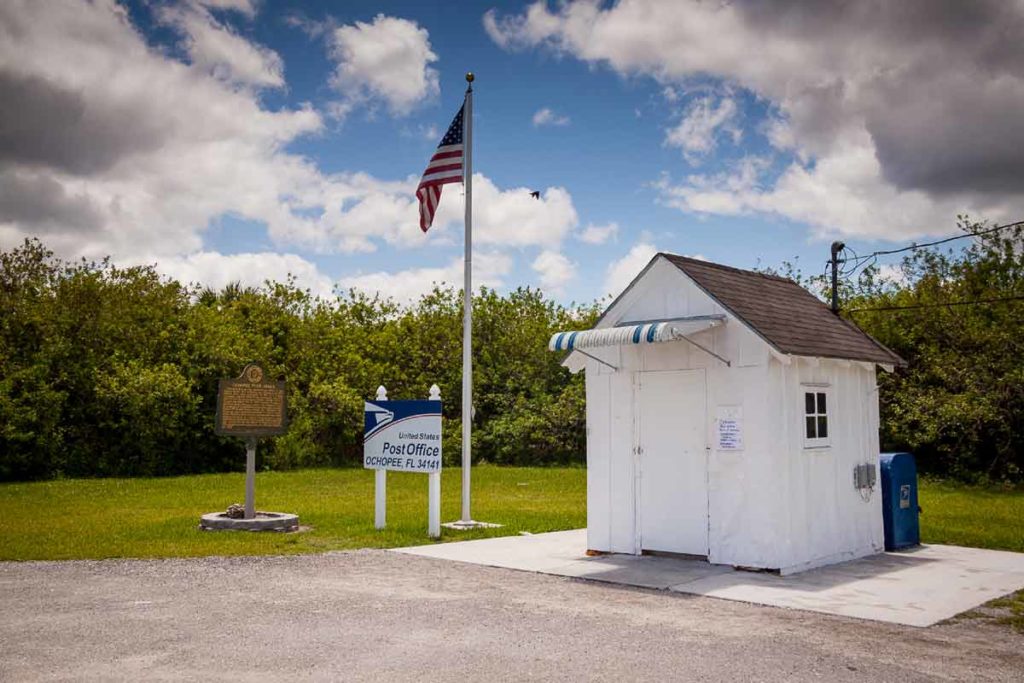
801, 385, 832, 449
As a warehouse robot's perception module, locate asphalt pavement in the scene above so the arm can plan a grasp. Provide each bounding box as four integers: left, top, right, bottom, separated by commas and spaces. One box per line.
1, 550, 1022, 681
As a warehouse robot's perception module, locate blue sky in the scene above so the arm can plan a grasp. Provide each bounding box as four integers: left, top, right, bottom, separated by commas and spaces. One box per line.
3, 1, 1022, 304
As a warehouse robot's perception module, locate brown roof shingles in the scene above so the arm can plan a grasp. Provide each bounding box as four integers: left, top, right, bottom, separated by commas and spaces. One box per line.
662, 254, 904, 366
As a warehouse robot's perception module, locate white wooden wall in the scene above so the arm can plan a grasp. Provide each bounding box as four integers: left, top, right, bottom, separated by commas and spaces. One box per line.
775, 357, 885, 573
582, 256, 884, 572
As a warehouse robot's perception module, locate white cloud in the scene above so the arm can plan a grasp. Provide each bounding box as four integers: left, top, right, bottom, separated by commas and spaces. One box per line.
285, 171, 584, 253
295, 172, 582, 254
327, 14, 439, 116
0, 3, 587, 279
338, 251, 513, 303
656, 144, 985, 241
874, 263, 909, 287
603, 242, 658, 298
429, 175, 579, 249
159, 3, 284, 89
191, 0, 258, 18
576, 222, 618, 245
531, 250, 576, 294
0, 1, 603, 304
532, 107, 570, 127
665, 95, 740, 162
159, 251, 336, 298
0, 0, 330, 265
763, 117, 797, 155
656, 156, 771, 217
486, 1, 1024, 240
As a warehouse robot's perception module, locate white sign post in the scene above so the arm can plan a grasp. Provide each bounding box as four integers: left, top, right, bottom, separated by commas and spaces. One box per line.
364, 384, 443, 538
427, 384, 441, 538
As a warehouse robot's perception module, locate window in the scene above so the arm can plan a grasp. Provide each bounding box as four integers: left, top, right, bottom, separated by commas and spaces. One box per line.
803, 388, 830, 447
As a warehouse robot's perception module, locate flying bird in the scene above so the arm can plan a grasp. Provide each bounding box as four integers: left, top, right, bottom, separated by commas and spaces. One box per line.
529, 191, 540, 199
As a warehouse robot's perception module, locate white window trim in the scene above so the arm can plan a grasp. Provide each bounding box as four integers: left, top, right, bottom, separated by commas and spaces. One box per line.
801, 385, 832, 449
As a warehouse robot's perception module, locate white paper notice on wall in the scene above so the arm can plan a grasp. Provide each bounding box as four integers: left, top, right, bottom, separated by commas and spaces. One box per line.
716, 406, 744, 451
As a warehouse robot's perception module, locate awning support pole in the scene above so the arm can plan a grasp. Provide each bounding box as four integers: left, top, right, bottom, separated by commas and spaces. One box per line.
576, 349, 618, 370
676, 335, 731, 367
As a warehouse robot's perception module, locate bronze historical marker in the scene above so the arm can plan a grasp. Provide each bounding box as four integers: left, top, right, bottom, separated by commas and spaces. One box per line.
215, 363, 288, 437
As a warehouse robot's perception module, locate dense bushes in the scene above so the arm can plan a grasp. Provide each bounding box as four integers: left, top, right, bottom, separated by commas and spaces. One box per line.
0, 239, 597, 480
2, 221, 1021, 482
843, 222, 1024, 482
755, 220, 1023, 483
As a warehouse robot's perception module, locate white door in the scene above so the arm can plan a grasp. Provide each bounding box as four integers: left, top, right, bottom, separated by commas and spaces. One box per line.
637, 370, 708, 555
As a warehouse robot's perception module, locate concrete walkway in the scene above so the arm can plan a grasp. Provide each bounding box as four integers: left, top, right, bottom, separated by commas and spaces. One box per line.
394, 529, 1024, 627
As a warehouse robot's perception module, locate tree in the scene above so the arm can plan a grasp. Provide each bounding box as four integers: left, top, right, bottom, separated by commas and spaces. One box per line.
843, 219, 1024, 481
0, 239, 599, 480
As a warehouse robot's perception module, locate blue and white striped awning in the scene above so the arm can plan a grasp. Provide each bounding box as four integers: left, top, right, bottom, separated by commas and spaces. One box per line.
548, 316, 724, 352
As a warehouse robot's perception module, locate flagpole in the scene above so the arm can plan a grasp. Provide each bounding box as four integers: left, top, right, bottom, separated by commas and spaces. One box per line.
442, 73, 496, 532
460, 72, 474, 524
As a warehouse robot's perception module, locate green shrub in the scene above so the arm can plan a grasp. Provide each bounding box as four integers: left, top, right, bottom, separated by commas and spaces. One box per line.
0, 239, 596, 480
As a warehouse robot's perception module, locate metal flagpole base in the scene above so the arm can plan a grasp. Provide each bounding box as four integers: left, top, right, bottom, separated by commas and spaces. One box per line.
442, 519, 502, 530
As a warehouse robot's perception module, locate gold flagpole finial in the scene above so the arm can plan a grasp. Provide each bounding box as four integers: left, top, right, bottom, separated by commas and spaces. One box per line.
465, 72, 474, 83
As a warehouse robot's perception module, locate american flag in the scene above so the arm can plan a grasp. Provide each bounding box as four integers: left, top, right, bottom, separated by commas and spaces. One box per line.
416, 104, 464, 232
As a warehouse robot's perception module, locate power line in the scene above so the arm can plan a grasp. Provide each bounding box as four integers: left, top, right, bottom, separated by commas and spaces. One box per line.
846, 219, 1024, 269
839, 244, 865, 278
831, 219, 1024, 284
846, 295, 1024, 314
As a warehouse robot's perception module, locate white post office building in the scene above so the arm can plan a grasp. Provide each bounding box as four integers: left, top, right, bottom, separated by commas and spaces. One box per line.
550, 253, 904, 574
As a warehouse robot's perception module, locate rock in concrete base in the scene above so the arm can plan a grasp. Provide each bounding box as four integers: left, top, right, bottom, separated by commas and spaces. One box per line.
199, 511, 299, 532
442, 519, 502, 530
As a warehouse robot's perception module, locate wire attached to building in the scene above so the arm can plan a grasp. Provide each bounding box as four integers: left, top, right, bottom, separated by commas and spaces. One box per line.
822, 219, 1024, 313
841, 219, 1024, 279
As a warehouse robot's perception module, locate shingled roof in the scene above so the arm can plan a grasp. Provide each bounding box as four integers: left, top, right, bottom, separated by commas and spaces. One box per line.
660, 254, 904, 366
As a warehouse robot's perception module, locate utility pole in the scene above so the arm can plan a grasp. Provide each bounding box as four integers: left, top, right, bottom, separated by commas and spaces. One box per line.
830, 241, 845, 315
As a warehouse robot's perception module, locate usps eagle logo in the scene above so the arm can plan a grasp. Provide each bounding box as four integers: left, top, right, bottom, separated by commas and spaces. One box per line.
364, 402, 394, 438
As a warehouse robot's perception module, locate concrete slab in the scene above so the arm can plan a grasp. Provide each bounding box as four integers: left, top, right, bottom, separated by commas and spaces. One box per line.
396, 529, 729, 589
393, 530, 1024, 627
674, 543, 1024, 627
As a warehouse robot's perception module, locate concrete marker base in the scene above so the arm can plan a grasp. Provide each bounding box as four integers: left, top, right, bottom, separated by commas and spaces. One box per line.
199, 511, 299, 532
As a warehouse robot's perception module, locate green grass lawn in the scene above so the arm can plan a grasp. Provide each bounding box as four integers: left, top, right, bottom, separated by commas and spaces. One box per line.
1, 469, 1021, 562
918, 478, 1024, 552
0, 466, 586, 561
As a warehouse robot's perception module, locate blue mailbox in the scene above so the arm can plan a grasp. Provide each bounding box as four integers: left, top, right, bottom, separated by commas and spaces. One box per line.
879, 452, 921, 551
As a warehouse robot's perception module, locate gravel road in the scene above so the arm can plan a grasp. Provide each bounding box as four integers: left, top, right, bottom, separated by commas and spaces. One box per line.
1, 550, 1021, 681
